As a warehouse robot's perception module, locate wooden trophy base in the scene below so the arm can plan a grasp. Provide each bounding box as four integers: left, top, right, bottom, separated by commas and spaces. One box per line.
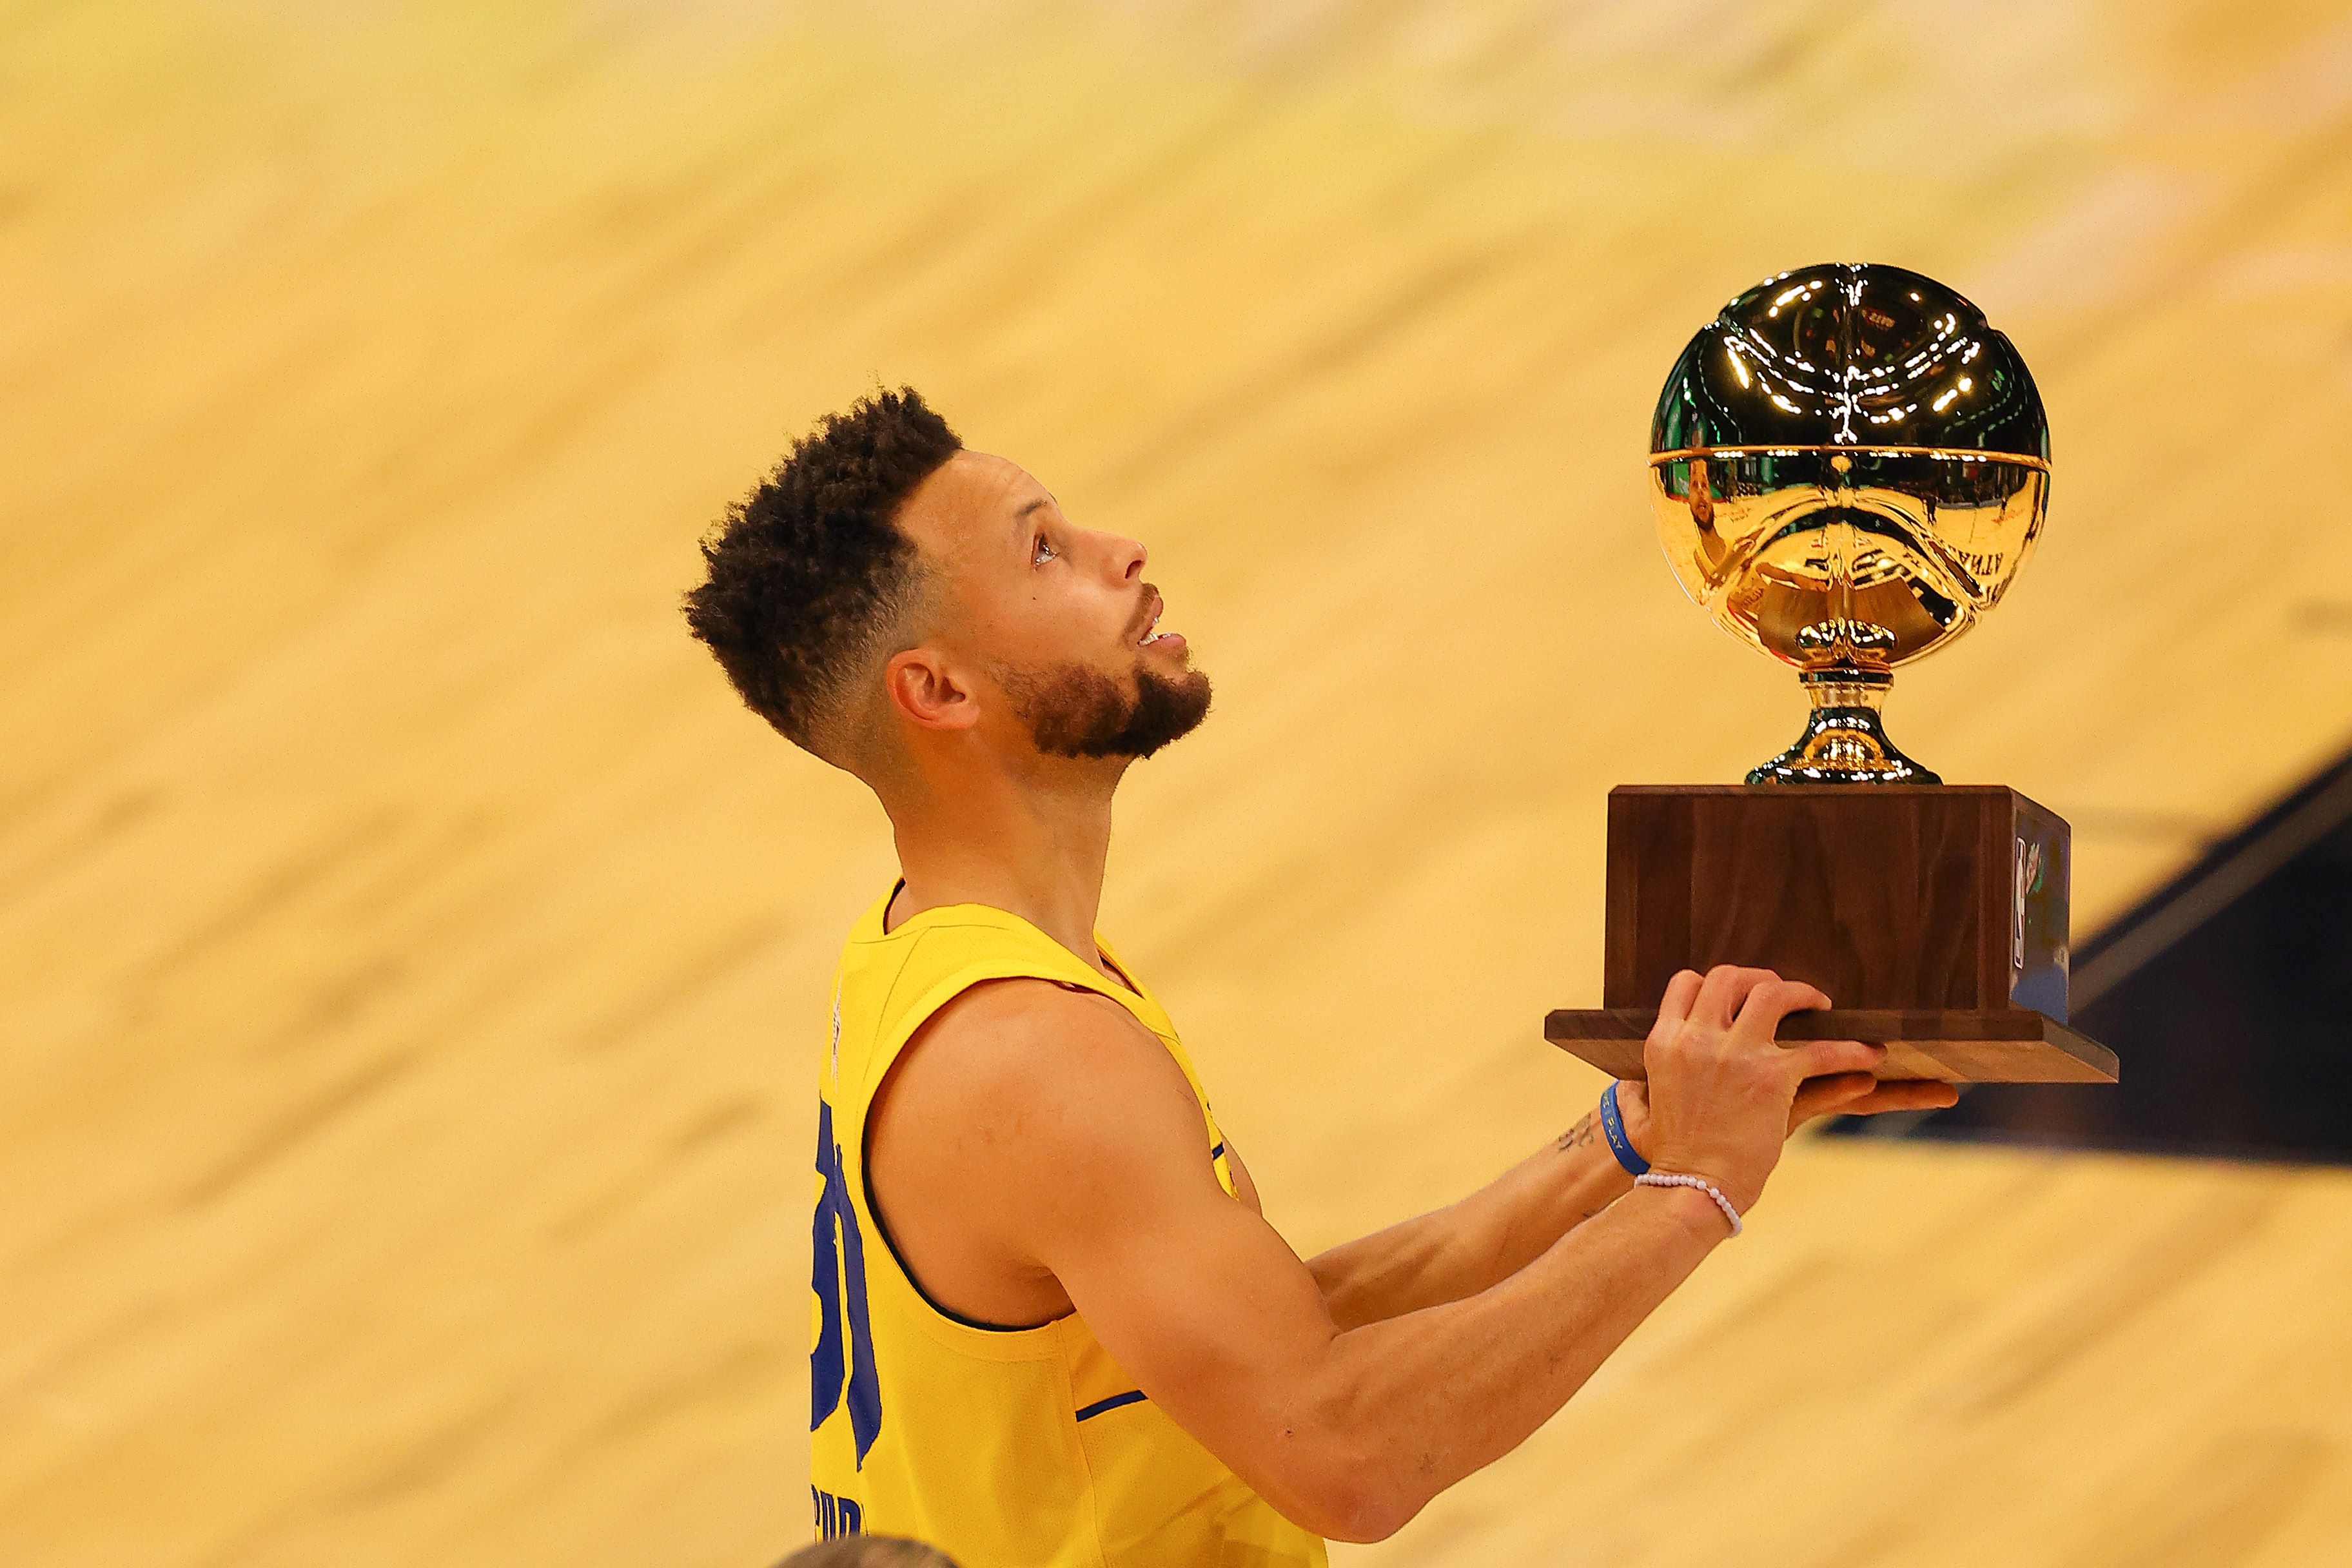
1547, 785, 2119, 1086
1545, 1007, 2115, 1084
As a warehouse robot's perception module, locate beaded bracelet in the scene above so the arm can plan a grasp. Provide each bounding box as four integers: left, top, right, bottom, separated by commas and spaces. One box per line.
1634, 1170, 1744, 1237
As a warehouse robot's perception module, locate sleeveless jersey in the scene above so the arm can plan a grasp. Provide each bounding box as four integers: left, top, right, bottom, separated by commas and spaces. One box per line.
808, 881, 1328, 1568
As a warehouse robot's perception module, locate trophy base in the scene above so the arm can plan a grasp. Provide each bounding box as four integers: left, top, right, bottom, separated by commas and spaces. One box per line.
1544, 1006, 2118, 1085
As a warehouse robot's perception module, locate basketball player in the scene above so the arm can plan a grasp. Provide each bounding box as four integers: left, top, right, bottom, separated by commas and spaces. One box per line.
685, 389, 1959, 1565
776, 1537, 958, 1568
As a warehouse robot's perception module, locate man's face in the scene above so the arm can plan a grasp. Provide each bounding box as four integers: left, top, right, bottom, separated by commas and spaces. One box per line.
896, 451, 1211, 760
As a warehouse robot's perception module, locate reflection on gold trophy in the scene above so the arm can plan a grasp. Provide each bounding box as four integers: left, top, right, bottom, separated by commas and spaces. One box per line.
1647, 262, 2050, 783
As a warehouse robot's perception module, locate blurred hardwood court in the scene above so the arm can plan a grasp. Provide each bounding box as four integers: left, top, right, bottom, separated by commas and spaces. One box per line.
8, 2, 2352, 1563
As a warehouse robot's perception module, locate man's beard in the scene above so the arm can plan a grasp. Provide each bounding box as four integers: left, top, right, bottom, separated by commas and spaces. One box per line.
994, 660, 1213, 760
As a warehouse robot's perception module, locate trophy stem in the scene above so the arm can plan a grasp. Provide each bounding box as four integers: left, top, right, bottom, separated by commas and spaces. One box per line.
1748, 667, 1941, 785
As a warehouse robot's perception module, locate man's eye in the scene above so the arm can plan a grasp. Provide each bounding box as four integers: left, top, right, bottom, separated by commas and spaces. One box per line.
1032, 533, 1056, 565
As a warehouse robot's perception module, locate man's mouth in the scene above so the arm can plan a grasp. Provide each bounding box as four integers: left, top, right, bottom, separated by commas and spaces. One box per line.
1130, 585, 1187, 654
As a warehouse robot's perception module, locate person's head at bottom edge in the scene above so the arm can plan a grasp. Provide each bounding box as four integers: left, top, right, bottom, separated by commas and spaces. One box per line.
774, 1536, 959, 1568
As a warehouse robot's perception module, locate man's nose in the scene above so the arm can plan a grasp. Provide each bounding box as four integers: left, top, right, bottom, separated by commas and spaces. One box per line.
1099, 531, 1146, 580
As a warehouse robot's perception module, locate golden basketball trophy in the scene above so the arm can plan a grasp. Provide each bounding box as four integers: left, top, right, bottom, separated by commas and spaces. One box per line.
1547, 262, 2118, 1084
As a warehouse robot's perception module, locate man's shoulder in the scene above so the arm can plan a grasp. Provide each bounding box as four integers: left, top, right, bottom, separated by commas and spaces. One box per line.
874, 974, 1207, 1191
897, 975, 1177, 1104
865, 970, 1228, 1324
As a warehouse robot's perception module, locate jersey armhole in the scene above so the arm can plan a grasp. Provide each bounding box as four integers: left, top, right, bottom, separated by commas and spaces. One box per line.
865, 977, 1077, 1337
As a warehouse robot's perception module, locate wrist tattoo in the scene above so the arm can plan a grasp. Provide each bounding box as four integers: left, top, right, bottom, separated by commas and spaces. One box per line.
1557, 1110, 1599, 1153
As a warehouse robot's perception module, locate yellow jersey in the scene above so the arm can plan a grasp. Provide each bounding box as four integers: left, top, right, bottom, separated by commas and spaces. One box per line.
808, 881, 1328, 1568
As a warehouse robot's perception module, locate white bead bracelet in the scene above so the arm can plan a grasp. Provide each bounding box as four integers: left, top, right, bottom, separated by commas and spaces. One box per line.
1635, 1170, 1744, 1237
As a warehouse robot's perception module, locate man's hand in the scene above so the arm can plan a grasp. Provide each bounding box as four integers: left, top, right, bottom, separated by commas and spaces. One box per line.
1785, 1065, 1959, 1130
1613, 1024, 1959, 1155
1632, 965, 1937, 1215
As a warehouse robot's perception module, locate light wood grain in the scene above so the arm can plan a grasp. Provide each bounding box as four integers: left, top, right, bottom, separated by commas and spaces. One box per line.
6, 3, 2352, 1565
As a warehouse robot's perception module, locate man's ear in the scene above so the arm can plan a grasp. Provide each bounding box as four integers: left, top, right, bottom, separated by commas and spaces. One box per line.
884, 646, 981, 733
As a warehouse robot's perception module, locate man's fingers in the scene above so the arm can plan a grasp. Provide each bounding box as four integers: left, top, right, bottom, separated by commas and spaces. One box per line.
1791, 1071, 1880, 1122
1696, 965, 1782, 1030
1655, 968, 1703, 1031
1731, 977, 1834, 1042
1832, 1080, 1961, 1115
1788, 1035, 1886, 1081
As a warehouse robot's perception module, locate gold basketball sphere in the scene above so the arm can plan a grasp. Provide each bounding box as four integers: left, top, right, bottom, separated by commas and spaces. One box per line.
1649, 262, 2050, 784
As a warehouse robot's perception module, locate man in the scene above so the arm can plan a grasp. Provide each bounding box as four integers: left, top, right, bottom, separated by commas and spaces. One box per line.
776, 1537, 957, 1568
685, 389, 1956, 1565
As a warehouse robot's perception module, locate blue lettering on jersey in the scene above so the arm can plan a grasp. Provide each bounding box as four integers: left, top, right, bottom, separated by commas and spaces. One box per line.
811, 1099, 883, 1466
813, 1484, 865, 1538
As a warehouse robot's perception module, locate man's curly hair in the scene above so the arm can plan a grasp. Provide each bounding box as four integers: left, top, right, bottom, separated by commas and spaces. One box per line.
685, 388, 961, 759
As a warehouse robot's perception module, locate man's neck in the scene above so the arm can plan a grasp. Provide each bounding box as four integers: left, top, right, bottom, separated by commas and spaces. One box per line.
884, 756, 1126, 976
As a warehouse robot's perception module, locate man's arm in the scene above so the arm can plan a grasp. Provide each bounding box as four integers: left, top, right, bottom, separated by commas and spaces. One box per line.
1298, 1071, 1957, 1331
1292, 1100, 1641, 1333
878, 967, 1888, 1542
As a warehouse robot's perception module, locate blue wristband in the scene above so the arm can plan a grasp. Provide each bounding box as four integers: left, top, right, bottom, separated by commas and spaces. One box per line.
1599, 1081, 1649, 1176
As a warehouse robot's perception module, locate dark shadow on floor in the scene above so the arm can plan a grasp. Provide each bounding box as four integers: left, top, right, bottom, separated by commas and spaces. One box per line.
1825, 738, 2352, 1165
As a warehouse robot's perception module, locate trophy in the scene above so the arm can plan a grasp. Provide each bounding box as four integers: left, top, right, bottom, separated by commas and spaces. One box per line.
1547, 263, 2117, 1085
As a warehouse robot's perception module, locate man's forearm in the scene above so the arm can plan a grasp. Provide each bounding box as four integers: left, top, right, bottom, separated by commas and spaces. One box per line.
1308, 1101, 1639, 1330
1298, 1181, 1727, 1541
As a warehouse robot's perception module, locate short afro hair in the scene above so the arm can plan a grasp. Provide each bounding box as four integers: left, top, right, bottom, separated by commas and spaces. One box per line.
685, 387, 961, 757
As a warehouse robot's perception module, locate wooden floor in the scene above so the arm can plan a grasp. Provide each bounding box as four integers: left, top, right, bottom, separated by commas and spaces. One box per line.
8, 3, 2352, 1563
